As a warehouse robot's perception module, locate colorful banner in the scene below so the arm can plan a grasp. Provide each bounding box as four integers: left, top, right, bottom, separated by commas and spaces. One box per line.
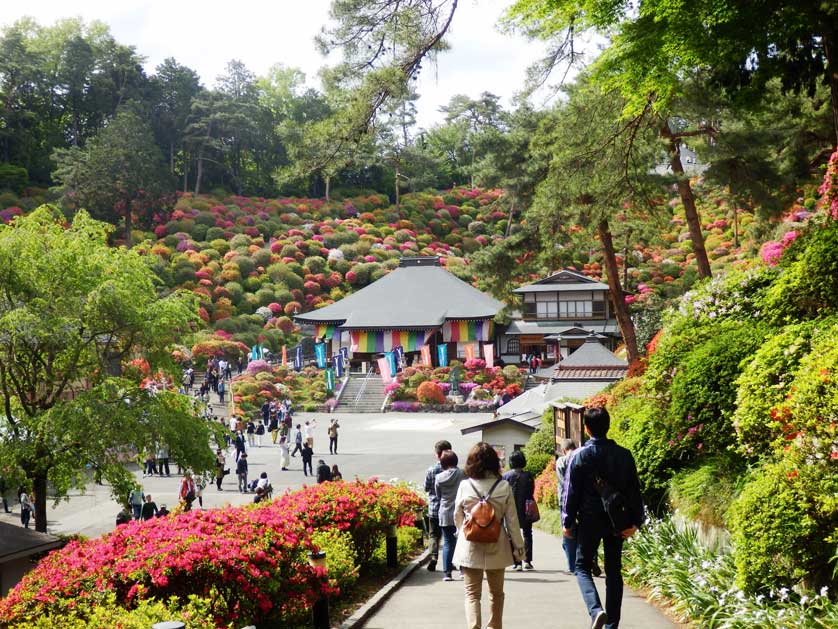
437, 344, 448, 367
281, 345, 287, 367
325, 368, 335, 391
333, 355, 345, 378
442, 320, 495, 343
250, 345, 259, 361
315, 343, 327, 369
340, 347, 349, 362
394, 346, 404, 372
386, 351, 397, 378
349, 330, 433, 353
314, 323, 335, 340
377, 357, 393, 384
420, 345, 432, 367
483, 343, 495, 368
294, 346, 303, 372
464, 344, 475, 362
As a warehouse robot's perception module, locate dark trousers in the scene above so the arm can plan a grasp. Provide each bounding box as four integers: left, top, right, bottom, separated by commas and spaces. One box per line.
428, 515, 441, 561
520, 521, 533, 563
144, 460, 157, 475
291, 442, 303, 457
329, 436, 338, 454
575, 515, 624, 629
21, 507, 31, 528
303, 459, 312, 476
157, 458, 170, 476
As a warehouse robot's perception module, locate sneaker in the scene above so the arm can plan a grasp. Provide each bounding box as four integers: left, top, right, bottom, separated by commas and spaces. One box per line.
512, 563, 523, 572
592, 610, 608, 629
523, 562, 534, 571
443, 573, 454, 582
427, 560, 437, 572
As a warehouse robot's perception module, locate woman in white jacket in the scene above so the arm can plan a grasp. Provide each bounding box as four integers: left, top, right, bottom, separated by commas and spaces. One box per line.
453, 442, 525, 629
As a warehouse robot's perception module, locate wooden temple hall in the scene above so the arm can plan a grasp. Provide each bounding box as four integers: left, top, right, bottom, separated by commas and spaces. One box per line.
294, 257, 503, 368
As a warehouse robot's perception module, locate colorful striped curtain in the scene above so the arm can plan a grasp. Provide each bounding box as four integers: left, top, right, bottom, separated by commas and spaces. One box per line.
442, 320, 495, 342
314, 324, 335, 339
350, 330, 432, 353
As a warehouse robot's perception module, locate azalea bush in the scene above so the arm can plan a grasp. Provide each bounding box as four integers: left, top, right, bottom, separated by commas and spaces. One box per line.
232, 365, 332, 413
0, 480, 424, 628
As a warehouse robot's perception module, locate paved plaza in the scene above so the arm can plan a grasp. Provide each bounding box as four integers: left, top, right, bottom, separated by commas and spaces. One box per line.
0, 410, 485, 538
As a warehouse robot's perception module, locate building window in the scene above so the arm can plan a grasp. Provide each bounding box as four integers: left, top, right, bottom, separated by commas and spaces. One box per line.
559, 300, 593, 317
506, 338, 520, 354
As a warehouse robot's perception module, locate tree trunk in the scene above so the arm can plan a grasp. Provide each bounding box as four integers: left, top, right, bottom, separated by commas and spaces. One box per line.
194, 146, 204, 196
183, 149, 189, 193
823, 34, 838, 147
394, 161, 401, 216
324, 175, 331, 202
661, 123, 712, 279
33, 473, 47, 534
597, 219, 639, 365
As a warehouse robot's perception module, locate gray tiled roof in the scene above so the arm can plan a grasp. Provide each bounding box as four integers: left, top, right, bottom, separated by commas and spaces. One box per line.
294, 263, 503, 329
557, 337, 628, 367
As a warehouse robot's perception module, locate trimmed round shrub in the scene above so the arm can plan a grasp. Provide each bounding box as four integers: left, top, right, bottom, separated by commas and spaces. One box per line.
417, 381, 445, 404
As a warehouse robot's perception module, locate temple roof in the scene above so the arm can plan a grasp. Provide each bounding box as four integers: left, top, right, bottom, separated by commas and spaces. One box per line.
294, 257, 503, 330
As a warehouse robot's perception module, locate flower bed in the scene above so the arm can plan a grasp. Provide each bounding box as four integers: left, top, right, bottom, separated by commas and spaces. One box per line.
0, 480, 424, 628
384, 361, 523, 412
232, 364, 337, 413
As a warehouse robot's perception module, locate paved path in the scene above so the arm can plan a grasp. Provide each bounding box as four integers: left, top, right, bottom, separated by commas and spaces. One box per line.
362, 528, 677, 629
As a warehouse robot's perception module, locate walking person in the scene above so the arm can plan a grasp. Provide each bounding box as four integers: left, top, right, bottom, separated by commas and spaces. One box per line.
128, 485, 144, 520
304, 419, 317, 450
256, 419, 265, 447
453, 442, 524, 629
156, 445, 171, 477
503, 450, 536, 571
424, 439, 452, 572
236, 453, 249, 493
279, 436, 290, 471
328, 418, 340, 454
143, 451, 157, 477
215, 449, 226, 491
19, 489, 33, 529
179, 472, 197, 511
291, 424, 304, 457
217, 379, 225, 404
556, 438, 580, 574
301, 442, 314, 477
435, 449, 465, 581
269, 414, 279, 445
563, 407, 644, 629
246, 419, 256, 447
140, 495, 158, 520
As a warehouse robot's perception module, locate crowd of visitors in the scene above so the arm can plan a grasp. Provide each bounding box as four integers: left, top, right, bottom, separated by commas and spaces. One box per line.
422, 406, 644, 629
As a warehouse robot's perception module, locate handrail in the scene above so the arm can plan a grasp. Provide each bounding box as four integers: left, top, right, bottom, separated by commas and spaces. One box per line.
353, 367, 375, 405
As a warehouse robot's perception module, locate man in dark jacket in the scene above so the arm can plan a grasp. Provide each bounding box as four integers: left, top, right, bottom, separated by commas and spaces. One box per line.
316, 459, 332, 483
423, 439, 451, 572
562, 407, 644, 629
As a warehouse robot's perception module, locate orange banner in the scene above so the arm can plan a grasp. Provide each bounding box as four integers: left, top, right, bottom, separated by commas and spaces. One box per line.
464, 344, 476, 361
420, 345, 432, 366
281, 345, 287, 367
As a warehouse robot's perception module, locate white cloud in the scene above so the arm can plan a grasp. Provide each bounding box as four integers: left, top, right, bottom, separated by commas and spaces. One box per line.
2, 0, 549, 127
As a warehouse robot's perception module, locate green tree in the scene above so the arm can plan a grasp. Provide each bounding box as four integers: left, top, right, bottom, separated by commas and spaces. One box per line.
52, 108, 174, 245
0, 207, 220, 532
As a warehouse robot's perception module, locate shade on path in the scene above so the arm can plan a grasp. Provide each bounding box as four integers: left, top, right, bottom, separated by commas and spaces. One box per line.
361, 528, 679, 628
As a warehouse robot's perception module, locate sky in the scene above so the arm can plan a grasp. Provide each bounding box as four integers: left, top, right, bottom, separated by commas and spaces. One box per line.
1, 0, 555, 129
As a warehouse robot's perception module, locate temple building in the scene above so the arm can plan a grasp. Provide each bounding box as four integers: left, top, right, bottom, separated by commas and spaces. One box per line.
498, 269, 622, 365
294, 257, 503, 368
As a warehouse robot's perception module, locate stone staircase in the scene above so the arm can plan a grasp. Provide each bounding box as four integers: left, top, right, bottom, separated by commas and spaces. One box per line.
337, 374, 388, 413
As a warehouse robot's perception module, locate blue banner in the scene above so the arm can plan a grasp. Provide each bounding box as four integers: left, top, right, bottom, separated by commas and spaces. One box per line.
386, 351, 397, 377
437, 344, 448, 367
325, 368, 335, 391
394, 345, 404, 372
294, 346, 303, 371
340, 346, 349, 362
315, 343, 327, 369
333, 355, 344, 378
250, 345, 259, 361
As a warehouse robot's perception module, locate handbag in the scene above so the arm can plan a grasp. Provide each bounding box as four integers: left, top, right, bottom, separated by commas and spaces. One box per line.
462, 479, 502, 543
524, 498, 540, 523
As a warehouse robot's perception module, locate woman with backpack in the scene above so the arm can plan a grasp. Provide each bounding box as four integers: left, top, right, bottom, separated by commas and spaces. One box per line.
453, 442, 525, 629
502, 450, 536, 571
